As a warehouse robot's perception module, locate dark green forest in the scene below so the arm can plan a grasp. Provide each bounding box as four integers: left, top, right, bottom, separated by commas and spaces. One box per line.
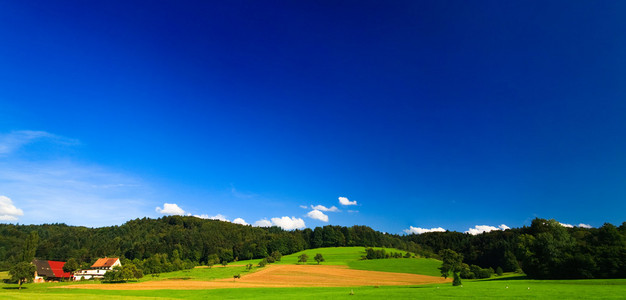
1, 216, 624, 279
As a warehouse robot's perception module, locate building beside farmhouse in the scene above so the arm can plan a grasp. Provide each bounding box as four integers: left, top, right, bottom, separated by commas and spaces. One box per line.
32, 259, 72, 282
73, 257, 122, 280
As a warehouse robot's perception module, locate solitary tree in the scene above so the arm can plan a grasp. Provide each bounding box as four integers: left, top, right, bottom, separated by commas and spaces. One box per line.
298, 253, 309, 264
10, 261, 36, 289
314, 253, 325, 265
439, 249, 464, 286
63, 258, 79, 275
258, 258, 268, 267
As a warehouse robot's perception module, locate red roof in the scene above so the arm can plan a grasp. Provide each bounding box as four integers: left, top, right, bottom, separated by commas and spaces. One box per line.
47, 260, 72, 278
91, 257, 119, 268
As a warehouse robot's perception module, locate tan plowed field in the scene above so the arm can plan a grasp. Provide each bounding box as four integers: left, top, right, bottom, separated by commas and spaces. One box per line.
59, 265, 449, 290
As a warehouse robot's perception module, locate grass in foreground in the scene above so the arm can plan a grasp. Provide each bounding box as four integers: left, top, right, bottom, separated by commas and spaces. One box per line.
1, 278, 626, 299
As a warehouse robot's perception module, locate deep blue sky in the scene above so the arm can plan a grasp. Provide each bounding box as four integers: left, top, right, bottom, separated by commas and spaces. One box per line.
1, 1, 625, 233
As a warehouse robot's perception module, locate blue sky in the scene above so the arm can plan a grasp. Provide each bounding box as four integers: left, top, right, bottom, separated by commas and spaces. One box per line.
1, 1, 625, 234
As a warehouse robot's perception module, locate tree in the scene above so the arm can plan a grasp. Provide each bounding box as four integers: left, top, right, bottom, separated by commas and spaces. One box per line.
439, 249, 463, 286
258, 258, 268, 267
20, 231, 39, 262
63, 258, 79, 275
298, 253, 309, 264
496, 266, 503, 276
271, 250, 282, 262
10, 261, 35, 289
206, 254, 219, 269
314, 253, 325, 264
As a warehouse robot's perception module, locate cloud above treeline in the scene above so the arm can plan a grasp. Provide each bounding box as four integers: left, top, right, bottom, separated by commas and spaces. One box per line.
465, 224, 510, 235
253, 216, 306, 230
403, 226, 447, 234
155, 203, 250, 226
560, 222, 592, 228
155, 203, 186, 215
0, 196, 23, 221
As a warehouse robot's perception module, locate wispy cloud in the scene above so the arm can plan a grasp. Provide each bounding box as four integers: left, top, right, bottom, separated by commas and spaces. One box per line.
0, 159, 153, 226
0, 130, 78, 156
403, 226, 446, 234
0, 196, 23, 221
338, 196, 357, 206
311, 205, 339, 212
306, 209, 329, 222
0, 130, 154, 226
465, 224, 509, 235
253, 216, 305, 230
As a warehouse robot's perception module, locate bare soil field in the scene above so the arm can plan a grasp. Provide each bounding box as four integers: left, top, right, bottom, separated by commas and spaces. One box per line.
59, 265, 449, 290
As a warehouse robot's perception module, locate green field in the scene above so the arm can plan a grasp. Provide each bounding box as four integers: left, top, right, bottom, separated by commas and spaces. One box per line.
2, 247, 626, 299
236, 246, 409, 266
348, 257, 442, 277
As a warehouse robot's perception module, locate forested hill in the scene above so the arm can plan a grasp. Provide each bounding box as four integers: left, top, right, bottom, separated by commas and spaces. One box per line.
1, 216, 625, 279
0, 216, 417, 270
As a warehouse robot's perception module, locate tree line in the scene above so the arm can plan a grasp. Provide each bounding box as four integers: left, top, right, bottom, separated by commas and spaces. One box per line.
403, 218, 626, 279
1, 216, 624, 279
0, 216, 420, 273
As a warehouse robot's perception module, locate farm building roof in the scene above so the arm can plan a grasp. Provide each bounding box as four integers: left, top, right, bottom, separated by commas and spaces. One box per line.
91, 257, 119, 268
32, 259, 72, 278
48, 260, 72, 278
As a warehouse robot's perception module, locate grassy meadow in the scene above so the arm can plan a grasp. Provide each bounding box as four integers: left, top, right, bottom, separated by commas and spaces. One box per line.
1, 247, 625, 299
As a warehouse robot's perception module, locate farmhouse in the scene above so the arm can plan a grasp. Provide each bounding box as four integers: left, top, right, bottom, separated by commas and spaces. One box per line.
73, 257, 122, 280
31, 259, 72, 283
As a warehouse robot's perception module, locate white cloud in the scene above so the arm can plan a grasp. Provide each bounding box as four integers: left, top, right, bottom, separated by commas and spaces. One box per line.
560, 222, 592, 228
311, 205, 339, 212
465, 224, 510, 235
306, 209, 329, 222
271, 216, 305, 230
253, 219, 272, 227
299, 205, 308, 209
0, 196, 24, 221
253, 216, 306, 230
208, 214, 229, 222
403, 226, 446, 234
338, 196, 357, 206
156, 203, 186, 215
232, 218, 249, 225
